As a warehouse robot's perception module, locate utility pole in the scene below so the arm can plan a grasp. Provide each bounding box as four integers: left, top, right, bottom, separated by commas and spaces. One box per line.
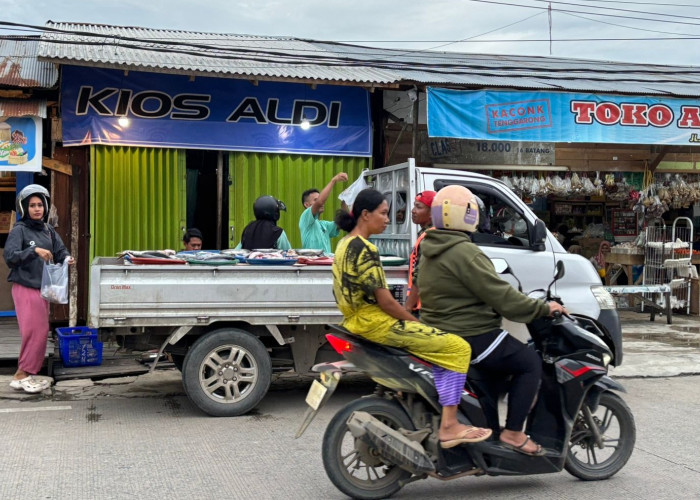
548, 2, 553, 55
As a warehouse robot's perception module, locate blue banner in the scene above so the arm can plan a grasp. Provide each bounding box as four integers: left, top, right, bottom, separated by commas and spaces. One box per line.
428, 87, 700, 146
61, 67, 371, 156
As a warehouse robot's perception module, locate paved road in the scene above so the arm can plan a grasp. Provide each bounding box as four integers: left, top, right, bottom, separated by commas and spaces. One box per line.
1, 374, 699, 500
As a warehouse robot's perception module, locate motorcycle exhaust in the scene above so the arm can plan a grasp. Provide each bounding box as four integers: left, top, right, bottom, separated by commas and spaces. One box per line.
346, 411, 435, 475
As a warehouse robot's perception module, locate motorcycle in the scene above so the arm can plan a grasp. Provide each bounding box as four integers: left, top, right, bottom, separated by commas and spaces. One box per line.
295, 259, 636, 500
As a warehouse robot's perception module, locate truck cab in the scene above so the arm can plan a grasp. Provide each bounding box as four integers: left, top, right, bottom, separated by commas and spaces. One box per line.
367, 159, 621, 349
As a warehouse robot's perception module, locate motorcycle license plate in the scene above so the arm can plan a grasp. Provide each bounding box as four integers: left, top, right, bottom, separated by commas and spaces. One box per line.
305, 379, 328, 411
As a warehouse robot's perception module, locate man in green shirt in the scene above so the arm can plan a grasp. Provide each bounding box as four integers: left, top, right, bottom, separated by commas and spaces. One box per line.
299, 172, 348, 253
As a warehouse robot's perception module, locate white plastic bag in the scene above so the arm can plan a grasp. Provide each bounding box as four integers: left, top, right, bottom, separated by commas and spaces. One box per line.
40, 260, 69, 304
338, 170, 369, 210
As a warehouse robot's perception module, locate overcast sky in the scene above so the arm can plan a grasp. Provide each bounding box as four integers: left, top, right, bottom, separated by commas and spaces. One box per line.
3, 0, 700, 66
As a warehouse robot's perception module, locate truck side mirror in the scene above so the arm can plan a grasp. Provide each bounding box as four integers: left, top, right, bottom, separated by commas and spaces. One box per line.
530, 219, 547, 252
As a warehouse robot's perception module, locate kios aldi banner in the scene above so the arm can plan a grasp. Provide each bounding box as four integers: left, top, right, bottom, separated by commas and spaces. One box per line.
61, 66, 372, 156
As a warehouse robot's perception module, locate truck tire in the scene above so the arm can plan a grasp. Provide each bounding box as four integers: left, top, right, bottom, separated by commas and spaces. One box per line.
182, 328, 272, 417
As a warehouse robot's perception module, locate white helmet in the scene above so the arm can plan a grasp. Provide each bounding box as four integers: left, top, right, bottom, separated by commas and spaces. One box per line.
16, 184, 50, 222
431, 185, 479, 233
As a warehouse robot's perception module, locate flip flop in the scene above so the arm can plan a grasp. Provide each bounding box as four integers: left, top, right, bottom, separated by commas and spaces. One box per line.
439, 426, 493, 448
501, 436, 546, 457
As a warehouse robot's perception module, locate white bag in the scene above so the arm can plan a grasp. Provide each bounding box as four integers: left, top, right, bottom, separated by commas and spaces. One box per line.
40, 260, 69, 304
338, 170, 369, 210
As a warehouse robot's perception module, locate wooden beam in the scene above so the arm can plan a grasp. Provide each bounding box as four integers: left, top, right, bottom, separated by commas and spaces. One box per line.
649, 146, 671, 172
42, 157, 72, 176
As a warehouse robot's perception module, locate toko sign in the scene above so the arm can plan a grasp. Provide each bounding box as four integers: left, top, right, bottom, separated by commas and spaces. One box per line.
61, 66, 372, 156
427, 87, 700, 146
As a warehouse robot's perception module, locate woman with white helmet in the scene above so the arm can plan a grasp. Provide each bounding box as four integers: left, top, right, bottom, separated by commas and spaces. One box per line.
4, 184, 74, 393
417, 185, 566, 457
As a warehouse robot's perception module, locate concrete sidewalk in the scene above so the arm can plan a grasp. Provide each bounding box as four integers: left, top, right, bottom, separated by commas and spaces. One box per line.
610, 309, 700, 378
1, 309, 699, 401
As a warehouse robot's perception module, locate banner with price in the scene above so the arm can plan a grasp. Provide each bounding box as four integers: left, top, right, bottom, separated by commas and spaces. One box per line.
419, 131, 554, 165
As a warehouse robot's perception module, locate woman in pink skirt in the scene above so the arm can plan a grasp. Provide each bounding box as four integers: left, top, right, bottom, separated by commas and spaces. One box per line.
4, 184, 73, 393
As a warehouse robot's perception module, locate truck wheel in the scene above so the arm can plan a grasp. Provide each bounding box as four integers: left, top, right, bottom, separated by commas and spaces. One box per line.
182, 328, 272, 417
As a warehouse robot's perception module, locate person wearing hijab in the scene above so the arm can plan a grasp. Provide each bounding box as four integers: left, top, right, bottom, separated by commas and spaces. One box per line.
4, 184, 74, 393
237, 195, 292, 250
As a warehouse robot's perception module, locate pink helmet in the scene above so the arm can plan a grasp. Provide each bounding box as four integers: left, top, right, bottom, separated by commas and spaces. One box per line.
431, 185, 479, 232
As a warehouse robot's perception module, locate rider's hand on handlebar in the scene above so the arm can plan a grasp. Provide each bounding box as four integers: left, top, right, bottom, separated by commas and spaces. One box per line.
548, 302, 568, 317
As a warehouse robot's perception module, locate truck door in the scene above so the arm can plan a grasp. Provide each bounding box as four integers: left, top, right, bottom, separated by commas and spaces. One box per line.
432, 179, 555, 299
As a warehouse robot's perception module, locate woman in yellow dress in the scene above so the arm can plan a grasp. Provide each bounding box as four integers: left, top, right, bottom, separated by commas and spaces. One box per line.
332, 188, 491, 448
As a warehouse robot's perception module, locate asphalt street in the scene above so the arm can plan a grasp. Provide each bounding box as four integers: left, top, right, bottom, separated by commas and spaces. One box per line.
0, 374, 699, 500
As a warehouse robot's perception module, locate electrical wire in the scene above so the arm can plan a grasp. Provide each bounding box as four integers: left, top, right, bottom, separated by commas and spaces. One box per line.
560, 10, 700, 37
465, 0, 700, 27
528, 0, 700, 21
572, 0, 700, 7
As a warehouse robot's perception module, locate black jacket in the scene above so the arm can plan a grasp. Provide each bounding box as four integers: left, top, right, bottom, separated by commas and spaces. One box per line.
240, 220, 283, 250
3, 219, 69, 289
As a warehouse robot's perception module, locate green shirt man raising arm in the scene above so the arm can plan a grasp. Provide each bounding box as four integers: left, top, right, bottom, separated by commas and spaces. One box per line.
299, 172, 348, 253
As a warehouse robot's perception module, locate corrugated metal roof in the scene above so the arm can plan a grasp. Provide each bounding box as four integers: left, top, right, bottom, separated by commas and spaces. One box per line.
38, 22, 397, 83
36, 22, 700, 97
0, 37, 58, 88
0, 99, 47, 117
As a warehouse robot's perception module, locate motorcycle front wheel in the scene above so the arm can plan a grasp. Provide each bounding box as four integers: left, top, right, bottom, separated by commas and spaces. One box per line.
565, 391, 636, 480
322, 396, 415, 500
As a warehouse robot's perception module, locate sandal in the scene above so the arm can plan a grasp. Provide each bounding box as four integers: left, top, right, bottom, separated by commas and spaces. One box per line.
440, 426, 493, 448
501, 435, 546, 457
9, 376, 50, 394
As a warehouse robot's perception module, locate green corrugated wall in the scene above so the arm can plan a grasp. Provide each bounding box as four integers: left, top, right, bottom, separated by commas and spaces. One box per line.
228, 153, 370, 250
90, 146, 186, 260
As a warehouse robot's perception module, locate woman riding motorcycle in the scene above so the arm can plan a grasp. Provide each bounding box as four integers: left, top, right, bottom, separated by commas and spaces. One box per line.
416, 185, 566, 456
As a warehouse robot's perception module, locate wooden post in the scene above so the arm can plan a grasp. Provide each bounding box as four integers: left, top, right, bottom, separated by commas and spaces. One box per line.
69, 165, 79, 327
411, 91, 419, 160
216, 151, 223, 250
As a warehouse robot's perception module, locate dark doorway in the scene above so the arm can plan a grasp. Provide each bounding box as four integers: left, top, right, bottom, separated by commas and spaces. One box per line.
186, 150, 219, 250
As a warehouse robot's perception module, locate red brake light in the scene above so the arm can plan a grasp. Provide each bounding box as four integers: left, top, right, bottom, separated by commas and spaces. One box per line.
326, 334, 353, 354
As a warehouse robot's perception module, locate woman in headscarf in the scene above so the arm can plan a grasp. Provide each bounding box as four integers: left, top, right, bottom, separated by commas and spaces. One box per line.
238, 195, 292, 250
590, 241, 612, 281
4, 185, 74, 393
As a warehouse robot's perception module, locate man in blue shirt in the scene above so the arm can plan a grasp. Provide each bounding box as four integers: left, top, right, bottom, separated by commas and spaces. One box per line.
299, 172, 348, 253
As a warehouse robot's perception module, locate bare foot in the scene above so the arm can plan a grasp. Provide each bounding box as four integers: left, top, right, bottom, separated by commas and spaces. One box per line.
500, 429, 542, 454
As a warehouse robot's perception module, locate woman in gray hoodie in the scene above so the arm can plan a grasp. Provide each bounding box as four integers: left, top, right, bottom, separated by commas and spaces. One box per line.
4, 184, 73, 393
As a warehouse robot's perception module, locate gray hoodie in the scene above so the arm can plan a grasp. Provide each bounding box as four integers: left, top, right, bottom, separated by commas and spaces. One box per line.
4, 219, 69, 289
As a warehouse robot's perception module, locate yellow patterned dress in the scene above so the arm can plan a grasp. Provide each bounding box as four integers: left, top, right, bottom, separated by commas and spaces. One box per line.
332, 235, 470, 373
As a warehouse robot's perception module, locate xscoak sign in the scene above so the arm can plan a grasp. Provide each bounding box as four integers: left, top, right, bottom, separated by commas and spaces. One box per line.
61, 66, 372, 156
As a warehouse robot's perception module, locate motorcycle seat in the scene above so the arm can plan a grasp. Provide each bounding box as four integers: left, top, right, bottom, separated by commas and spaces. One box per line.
328, 324, 426, 359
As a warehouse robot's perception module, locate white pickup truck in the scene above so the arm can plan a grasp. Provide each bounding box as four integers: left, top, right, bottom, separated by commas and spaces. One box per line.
83, 159, 620, 418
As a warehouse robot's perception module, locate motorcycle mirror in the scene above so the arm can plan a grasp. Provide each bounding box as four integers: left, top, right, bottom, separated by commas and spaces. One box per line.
491, 258, 510, 274
554, 260, 566, 280
545, 260, 566, 298
491, 258, 523, 292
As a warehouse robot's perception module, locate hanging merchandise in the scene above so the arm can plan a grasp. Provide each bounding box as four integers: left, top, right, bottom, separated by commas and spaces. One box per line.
594, 172, 604, 197
581, 174, 595, 195
570, 172, 582, 193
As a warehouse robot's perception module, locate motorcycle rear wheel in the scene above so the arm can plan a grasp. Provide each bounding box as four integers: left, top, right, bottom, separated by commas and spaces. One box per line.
322, 396, 415, 500
565, 392, 636, 480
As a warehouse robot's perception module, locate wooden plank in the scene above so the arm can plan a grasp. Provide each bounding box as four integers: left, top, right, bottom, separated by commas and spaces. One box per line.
52, 357, 174, 380
42, 157, 72, 176
556, 150, 651, 161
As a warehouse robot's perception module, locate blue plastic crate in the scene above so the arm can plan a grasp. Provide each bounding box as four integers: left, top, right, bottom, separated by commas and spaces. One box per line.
56, 326, 103, 367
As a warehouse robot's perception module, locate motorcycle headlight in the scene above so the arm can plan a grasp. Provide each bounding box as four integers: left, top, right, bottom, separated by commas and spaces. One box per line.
591, 286, 616, 310
602, 353, 612, 366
